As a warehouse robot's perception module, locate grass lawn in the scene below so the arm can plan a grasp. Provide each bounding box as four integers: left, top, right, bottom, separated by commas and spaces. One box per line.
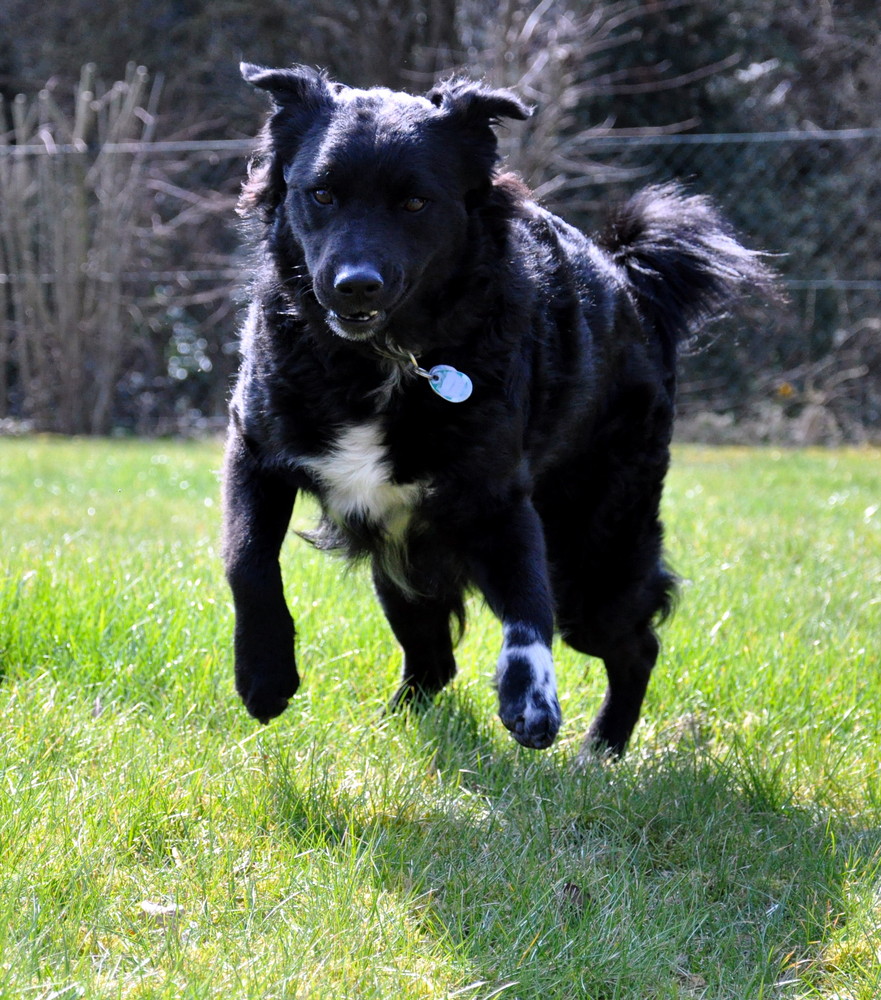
0, 438, 879, 999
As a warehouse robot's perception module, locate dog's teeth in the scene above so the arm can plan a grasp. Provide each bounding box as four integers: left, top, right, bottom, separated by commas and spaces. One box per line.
341, 311, 379, 322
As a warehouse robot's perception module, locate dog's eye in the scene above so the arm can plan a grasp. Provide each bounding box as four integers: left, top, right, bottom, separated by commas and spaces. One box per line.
312, 188, 334, 206
402, 197, 427, 213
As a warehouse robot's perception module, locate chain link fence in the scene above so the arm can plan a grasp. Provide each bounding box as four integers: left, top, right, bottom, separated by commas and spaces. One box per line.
566, 129, 881, 442
1, 128, 879, 439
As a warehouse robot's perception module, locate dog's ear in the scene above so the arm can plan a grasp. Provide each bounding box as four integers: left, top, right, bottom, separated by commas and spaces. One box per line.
428, 79, 531, 202
427, 79, 531, 127
239, 63, 334, 222
241, 63, 331, 110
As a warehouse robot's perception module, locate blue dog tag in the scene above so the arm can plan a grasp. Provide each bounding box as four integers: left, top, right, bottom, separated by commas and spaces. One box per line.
428, 365, 473, 403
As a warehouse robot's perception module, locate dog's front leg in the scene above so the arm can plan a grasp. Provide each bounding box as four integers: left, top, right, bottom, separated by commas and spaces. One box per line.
469, 498, 562, 749
222, 434, 298, 723
373, 567, 460, 709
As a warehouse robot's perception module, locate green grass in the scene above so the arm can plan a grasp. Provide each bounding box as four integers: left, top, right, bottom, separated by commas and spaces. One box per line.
0, 438, 879, 999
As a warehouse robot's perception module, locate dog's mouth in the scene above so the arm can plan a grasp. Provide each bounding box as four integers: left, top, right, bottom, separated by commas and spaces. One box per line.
327, 309, 388, 339
337, 309, 381, 325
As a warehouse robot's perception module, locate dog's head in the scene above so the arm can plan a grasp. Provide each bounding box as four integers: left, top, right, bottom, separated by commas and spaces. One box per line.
240, 63, 530, 344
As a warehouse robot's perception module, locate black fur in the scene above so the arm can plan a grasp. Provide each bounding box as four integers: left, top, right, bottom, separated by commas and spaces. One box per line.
222, 63, 772, 755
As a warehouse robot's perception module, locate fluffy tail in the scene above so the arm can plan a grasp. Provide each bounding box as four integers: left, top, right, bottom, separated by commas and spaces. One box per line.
599, 183, 775, 349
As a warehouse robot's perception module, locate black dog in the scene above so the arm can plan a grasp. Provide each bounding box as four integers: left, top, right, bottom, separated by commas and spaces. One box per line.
222, 62, 770, 755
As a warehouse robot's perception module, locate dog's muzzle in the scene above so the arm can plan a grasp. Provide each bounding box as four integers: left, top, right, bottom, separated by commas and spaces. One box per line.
320, 263, 400, 339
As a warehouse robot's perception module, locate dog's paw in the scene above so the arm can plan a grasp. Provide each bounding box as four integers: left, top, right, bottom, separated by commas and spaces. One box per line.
498, 689, 562, 749
580, 716, 630, 761
496, 635, 562, 750
577, 728, 626, 764
386, 679, 437, 714
238, 670, 299, 724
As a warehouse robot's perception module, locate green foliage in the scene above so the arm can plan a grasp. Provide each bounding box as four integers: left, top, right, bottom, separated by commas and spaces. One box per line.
1, 439, 879, 997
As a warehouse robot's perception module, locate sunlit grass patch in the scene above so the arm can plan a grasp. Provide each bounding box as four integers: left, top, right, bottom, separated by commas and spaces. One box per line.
0, 439, 879, 998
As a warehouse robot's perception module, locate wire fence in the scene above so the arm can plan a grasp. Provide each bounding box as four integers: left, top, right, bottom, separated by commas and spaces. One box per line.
560, 128, 881, 439
1, 128, 879, 438
580, 128, 881, 286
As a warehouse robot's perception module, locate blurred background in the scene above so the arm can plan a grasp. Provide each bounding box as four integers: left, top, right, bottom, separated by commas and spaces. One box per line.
0, 0, 878, 442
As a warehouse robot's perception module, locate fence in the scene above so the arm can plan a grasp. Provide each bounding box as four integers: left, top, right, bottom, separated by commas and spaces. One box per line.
1, 128, 879, 439
573, 129, 881, 441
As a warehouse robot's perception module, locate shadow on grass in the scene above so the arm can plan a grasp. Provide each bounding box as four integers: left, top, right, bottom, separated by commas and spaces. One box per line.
264, 690, 881, 998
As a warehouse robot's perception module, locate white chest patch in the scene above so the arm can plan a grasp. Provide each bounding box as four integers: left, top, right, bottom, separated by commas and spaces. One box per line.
303, 422, 422, 537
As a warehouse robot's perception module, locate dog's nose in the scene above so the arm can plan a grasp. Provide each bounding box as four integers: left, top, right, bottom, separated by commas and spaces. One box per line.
334, 266, 384, 299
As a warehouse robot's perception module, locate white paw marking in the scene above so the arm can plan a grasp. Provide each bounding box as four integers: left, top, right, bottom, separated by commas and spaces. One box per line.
497, 623, 561, 729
